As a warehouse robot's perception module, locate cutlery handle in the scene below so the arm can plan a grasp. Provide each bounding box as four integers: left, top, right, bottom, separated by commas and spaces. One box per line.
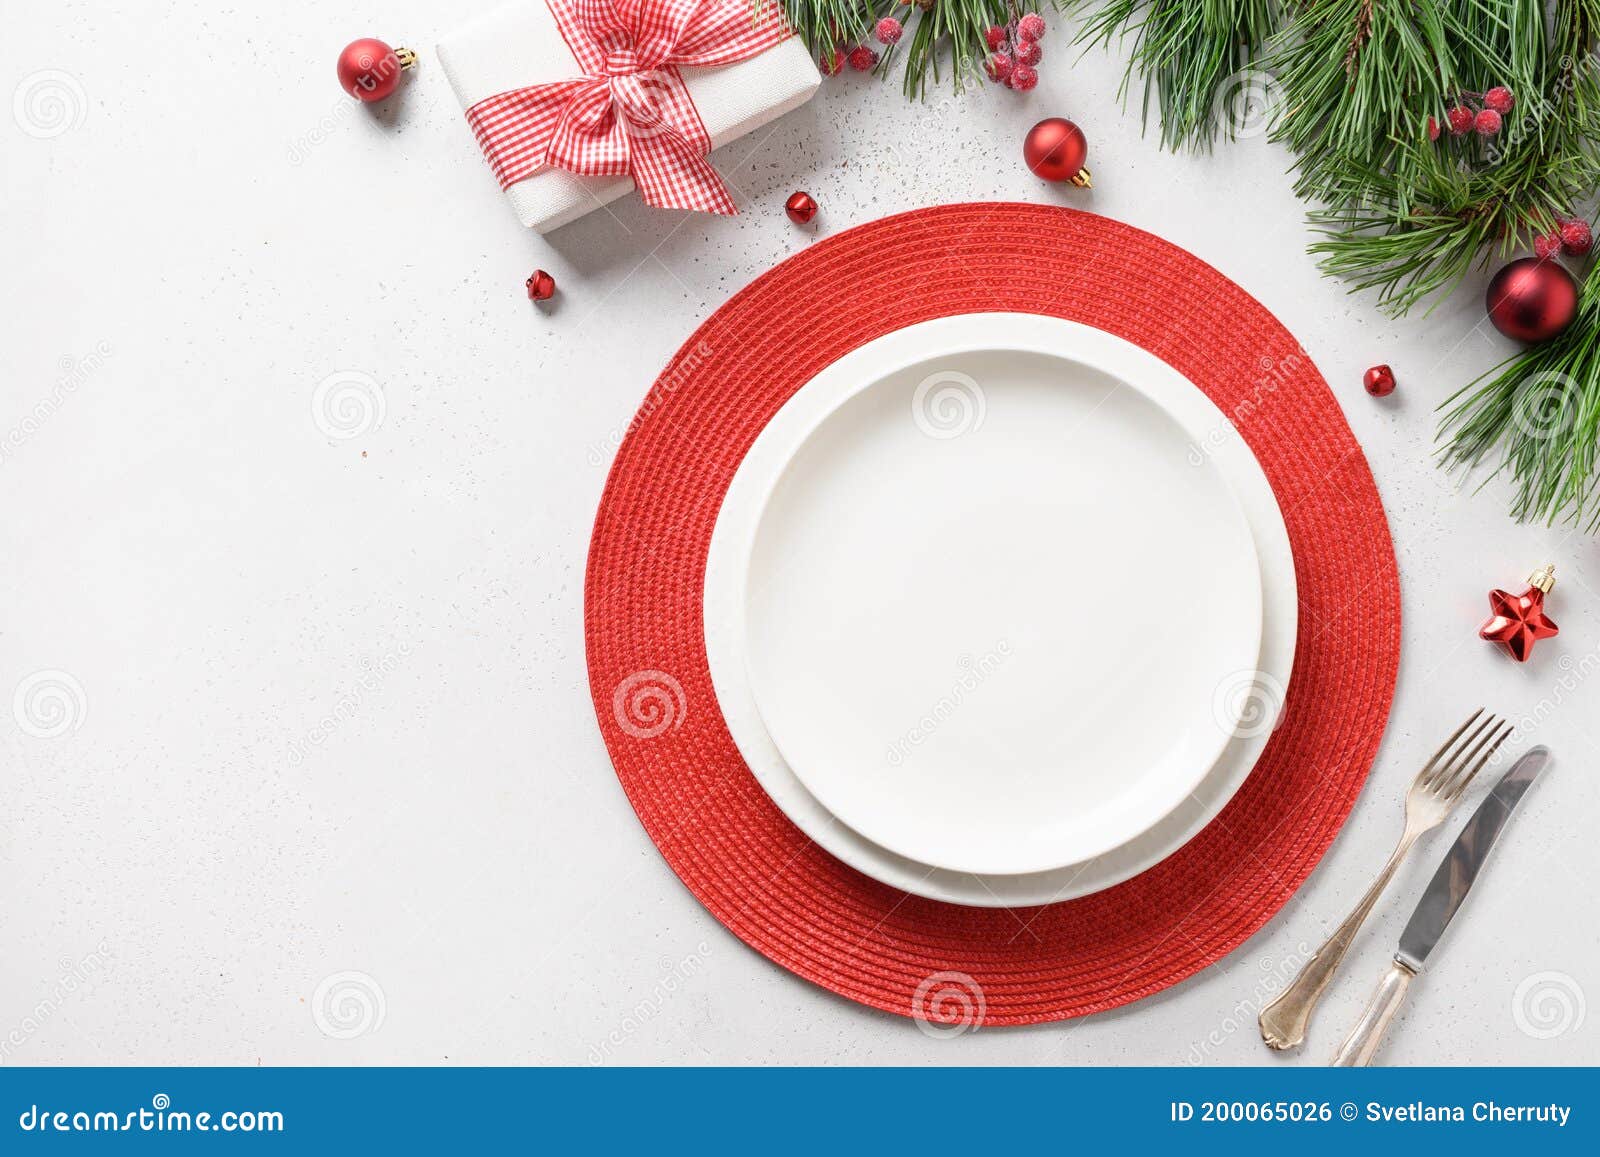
1331, 961, 1415, 1066
1258, 837, 1413, 1050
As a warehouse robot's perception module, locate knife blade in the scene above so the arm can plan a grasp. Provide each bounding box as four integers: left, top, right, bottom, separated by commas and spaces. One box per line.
1395, 744, 1550, 971
1331, 745, 1551, 1065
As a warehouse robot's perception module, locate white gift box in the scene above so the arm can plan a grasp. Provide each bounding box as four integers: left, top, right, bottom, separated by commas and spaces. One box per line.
437, 2, 821, 233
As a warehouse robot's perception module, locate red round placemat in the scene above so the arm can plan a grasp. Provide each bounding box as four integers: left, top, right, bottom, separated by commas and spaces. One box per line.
585, 203, 1398, 1025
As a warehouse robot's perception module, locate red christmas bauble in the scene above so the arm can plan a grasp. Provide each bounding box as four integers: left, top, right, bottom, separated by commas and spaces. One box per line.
1479, 565, 1559, 662
338, 38, 416, 103
1362, 364, 1396, 397
1024, 118, 1091, 187
1485, 258, 1578, 343
785, 191, 818, 225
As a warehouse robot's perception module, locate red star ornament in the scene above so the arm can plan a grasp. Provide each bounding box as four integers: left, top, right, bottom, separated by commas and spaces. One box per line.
1479, 565, 1559, 662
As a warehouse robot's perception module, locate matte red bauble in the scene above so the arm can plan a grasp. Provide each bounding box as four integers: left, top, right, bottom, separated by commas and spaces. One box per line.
1024, 118, 1091, 187
1485, 258, 1578, 343
337, 38, 417, 103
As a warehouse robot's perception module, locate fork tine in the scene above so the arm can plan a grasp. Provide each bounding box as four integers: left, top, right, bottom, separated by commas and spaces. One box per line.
1438, 714, 1503, 787
1423, 711, 1495, 788
1442, 721, 1514, 800
1416, 708, 1484, 786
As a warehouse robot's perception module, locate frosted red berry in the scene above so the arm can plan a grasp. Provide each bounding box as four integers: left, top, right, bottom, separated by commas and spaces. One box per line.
820, 50, 844, 76
1485, 86, 1515, 114
1017, 13, 1047, 42
1447, 106, 1473, 135
847, 45, 878, 71
985, 52, 1013, 83
1534, 232, 1562, 260
1474, 108, 1502, 136
1015, 39, 1042, 67
1427, 116, 1440, 141
984, 25, 1007, 50
1362, 364, 1396, 398
1560, 218, 1592, 256
875, 17, 902, 45
1010, 64, 1038, 92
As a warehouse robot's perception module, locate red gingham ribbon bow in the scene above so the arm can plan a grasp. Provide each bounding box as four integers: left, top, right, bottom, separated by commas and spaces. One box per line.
464, 0, 793, 215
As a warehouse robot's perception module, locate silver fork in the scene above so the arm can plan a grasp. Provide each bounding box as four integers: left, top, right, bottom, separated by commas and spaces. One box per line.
1258, 709, 1513, 1050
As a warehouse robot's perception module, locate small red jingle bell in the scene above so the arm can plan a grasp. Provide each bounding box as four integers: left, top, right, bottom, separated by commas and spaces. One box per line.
785, 191, 819, 225
1479, 564, 1559, 662
337, 38, 418, 103
1363, 364, 1396, 396
526, 270, 557, 301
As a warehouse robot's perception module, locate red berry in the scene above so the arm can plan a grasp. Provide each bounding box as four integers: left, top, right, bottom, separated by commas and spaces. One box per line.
1474, 108, 1502, 136
1427, 115, 1441, 141
1485, 86, 1514, 114
985, 52, 1013, 83
525, 269, 556, 301
1447, 105, 1473, 135
847, 45, 877, 71
875, 17, 902, 45
1010, 64, 1038, 92
820, 50, 844, 76
1560, 218, 1592, 256
1014, 39, 1042, 67
1017, 13, 1047, 42
1533, 232, 1562, 260
984, 25, 1007, 50
1362, 364, 1396, 398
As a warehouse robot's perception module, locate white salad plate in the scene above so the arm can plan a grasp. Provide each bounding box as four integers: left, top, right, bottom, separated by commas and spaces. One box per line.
704, 313, 1297, 903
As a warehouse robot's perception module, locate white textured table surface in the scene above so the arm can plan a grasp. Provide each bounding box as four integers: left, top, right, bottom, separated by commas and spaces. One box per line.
3, 1, 1597, 1066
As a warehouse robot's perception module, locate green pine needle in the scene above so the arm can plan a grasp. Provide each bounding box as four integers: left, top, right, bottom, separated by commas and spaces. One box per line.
1072, 1, 1279, 151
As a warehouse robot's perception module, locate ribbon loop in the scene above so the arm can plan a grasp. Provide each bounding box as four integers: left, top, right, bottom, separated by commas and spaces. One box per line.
463, 0, 794, 215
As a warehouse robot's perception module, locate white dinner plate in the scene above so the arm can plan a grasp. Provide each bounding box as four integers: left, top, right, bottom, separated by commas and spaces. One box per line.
705, 314, 1297, 903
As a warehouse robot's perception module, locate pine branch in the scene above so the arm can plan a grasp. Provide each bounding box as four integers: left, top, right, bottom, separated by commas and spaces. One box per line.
1439, 268, 1600, 529
773, 0, 1044, 97
1072, 1, 1280, 150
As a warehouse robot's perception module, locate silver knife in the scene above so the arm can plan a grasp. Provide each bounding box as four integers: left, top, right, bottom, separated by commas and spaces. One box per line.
1331, 745, 1551, 1066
